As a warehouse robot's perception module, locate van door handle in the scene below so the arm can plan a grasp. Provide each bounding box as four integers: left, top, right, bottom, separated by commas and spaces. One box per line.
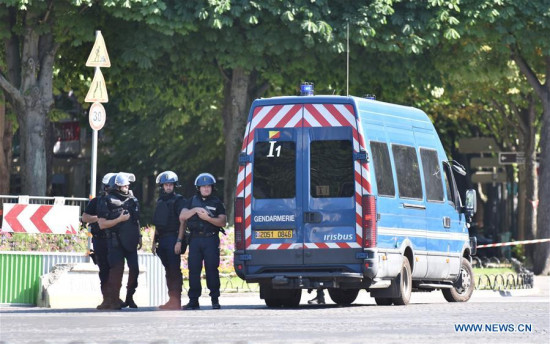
402, 203, 426, 210
443, 216, 451, 228
304, 212, 322, 223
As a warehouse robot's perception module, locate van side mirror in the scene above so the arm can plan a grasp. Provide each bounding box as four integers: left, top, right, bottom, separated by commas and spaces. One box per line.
463, 189, 477, 221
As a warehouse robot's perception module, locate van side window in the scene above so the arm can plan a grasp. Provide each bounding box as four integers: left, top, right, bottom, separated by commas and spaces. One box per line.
420, 148, 444, 202
442, 162, 456, 207
310, 140, 354, 198
370, 141, 395, 197
253, 141, 296, 199
392, 145, 423, 200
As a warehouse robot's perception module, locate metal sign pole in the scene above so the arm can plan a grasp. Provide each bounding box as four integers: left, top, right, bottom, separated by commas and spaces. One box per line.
90, 125, 98, 199
85, 29, 110, 259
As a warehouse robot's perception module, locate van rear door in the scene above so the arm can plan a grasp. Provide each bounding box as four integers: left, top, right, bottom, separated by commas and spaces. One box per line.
240, 104, 305, 267
302, 104, 362, 265
238, 101, 367, 270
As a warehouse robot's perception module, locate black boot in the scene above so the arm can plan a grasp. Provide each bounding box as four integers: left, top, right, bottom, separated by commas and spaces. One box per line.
308, 289, 325, 305
121, 295, 138, 308
211, 297, 221, 310
96, 285, 108, 309
182, 299, 200, 310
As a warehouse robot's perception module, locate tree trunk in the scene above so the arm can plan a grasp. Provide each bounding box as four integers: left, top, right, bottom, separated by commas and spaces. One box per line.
517, 166, 526, 240
523, 106, 538, 262
0, 92, 14, 194
511, 51, 550, 275
0, 9, 56, 196
515, 98, 538, 261
534, 104, 550, 275
18, 105, 49, 195
221, 68, 254, 224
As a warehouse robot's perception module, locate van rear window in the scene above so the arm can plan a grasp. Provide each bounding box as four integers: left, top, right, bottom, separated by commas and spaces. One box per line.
253, 141, 296, 199
310, 140, 354, 198
392, 145, 423, 200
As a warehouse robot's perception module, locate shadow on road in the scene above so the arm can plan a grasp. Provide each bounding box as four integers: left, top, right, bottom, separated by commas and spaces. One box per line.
0, 303, 380, 314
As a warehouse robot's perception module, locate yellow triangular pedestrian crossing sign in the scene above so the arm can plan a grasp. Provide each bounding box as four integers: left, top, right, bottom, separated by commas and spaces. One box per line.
86, 31, 111, 68
85, 69, 108, 103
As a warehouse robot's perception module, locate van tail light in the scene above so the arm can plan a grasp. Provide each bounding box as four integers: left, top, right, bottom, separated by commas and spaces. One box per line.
361, 195, 377, 248
234, 197, 245, 250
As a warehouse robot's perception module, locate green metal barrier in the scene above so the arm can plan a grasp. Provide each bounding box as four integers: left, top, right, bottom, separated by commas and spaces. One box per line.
0, 253, 43, 304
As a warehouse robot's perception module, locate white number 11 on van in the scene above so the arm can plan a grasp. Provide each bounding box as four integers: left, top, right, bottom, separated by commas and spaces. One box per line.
267, 141, 281, 157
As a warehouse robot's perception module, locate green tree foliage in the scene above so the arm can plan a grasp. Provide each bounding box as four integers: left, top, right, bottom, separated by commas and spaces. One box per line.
451, 0, 550, 274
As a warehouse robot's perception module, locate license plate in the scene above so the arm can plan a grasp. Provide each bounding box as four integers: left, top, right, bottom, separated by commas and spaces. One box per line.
255, 230, 293, 239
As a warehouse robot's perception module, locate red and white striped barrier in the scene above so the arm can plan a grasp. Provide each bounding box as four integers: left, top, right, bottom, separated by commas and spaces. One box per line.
1, 203, 80, 234
477, 238, 550, 248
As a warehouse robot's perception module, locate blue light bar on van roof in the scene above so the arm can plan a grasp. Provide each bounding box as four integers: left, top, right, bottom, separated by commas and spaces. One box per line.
300, 83, 314, 96
364, 94, 376, 100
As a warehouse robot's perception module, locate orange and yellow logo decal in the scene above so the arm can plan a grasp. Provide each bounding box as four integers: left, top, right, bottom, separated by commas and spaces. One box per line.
268, 130, 281, 139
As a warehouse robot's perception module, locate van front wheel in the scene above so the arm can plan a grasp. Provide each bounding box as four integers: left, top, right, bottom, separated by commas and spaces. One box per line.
328, 288, 359, 305
392, 256, 412, 305
442, 257, 474, 302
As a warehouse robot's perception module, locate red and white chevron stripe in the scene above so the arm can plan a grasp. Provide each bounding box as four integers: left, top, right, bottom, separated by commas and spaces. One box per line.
1, 204, 80, 234
235, 103, 372, 250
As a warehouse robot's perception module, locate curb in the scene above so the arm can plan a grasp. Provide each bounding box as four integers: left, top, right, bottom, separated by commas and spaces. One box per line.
472, 287, 542, 298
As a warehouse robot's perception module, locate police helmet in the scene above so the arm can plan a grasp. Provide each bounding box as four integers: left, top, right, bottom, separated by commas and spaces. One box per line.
115, 172, 136, 187
194, 173, 216, 188
156, 171, 179, 186
102, 173, 117, 187
107, 174, 117, 189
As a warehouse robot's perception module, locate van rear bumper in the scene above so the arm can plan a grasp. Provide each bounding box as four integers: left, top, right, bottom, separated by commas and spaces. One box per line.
245, 272, 365, 289
363, 248, 379, 279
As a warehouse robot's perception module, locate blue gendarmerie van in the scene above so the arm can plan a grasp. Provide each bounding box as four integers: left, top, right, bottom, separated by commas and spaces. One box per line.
233, 85, 477, 307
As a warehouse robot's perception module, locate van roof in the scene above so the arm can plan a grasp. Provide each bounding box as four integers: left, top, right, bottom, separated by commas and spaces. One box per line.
251, 95, 431, 124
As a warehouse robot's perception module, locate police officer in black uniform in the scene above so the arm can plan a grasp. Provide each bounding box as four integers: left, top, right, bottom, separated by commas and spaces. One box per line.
152, 171, 186, 310
82, 172, 117, 309
179, 173, 227, 310
97, 172, 142, 310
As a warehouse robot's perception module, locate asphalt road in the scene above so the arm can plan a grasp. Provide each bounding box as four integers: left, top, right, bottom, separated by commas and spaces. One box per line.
1, 277, 548, 344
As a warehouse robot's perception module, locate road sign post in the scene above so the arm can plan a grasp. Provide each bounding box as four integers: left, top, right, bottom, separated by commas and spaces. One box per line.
85, 30, 110, 199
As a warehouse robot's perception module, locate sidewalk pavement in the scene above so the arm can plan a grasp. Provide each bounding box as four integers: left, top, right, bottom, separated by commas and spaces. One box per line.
450, 274, 549, 299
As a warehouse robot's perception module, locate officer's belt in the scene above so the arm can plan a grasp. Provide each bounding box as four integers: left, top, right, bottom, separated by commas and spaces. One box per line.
92, 233, 107, 239
192, 230, 217, 238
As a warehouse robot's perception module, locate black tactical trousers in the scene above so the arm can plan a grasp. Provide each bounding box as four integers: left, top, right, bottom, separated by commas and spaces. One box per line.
188, 235, 220, 299
92, 236, 110, 296
105, 245, 139, 300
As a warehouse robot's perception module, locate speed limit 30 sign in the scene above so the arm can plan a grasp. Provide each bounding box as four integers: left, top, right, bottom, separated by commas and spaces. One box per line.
89, 102, 106, 130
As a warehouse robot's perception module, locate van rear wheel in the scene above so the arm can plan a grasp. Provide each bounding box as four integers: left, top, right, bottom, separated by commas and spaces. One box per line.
264, 297, 283, 308
261, 284, 283, 308
442, 257, 474, 302
328, 288, 359, 305
374, 297, 393, 306
280, 289, 302, 308
262, 286, 301, 308
392, 256, 412, 305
